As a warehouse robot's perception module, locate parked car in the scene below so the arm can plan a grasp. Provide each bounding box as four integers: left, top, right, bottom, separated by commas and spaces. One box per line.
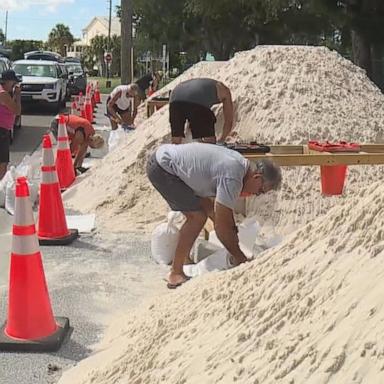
64, 59, 87, 95
0, 58, 22, 142
24, 50, 63, 62
12, 59, 68, 111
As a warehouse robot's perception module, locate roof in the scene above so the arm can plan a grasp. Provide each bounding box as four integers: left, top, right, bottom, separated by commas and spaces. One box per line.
83, 16, 121, 36
13, 60, 58, 65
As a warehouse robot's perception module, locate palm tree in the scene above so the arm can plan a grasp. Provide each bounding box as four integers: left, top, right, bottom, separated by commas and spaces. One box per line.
89, 35, 108, 76
47, 24, 74, 56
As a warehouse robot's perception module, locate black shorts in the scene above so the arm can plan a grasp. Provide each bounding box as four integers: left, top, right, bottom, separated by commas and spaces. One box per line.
146, 152, 202, 212
106, 96, 131, 117
0, 127, 10, 163
169, 101, 216, 139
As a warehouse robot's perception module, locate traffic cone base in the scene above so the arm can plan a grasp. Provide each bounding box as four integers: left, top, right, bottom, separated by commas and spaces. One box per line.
0, 317, 70, 352
39, 228, 78, 246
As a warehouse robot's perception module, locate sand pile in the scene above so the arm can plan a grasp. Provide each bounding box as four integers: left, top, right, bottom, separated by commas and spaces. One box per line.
59, 181, 384, 384
64, 46, 384, 233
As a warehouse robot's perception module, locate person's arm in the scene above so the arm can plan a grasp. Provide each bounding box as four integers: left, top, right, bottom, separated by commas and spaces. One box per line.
214, 201, 247, 265
107, 91, 123, 123
216, 83, 234, 143
131, 95, 139, 122
0, 86, 21, 115
72, 130, 87, 168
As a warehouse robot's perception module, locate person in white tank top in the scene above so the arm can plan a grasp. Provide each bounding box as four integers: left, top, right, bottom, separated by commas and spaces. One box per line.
107, 83, 139, 130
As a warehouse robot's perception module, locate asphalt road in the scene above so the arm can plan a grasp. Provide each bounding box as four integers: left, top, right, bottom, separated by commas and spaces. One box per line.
10, 102, 69, 167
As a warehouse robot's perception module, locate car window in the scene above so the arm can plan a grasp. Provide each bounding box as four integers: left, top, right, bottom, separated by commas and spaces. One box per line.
13, 64, 58, 78
65, 64, 83, 75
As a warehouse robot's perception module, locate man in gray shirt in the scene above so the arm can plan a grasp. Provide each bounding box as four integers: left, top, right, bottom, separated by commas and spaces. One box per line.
147, 143, 282, 289
169, 78, 234, 144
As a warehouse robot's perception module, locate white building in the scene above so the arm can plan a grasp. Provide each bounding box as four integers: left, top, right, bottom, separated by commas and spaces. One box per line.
66, 16, 121, 58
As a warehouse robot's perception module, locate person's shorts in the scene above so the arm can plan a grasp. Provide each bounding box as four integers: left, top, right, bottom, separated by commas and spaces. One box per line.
146, 152, 202, 212
0, 127, 11, 163
169, 101, 216, 139
106, 96, 131, 118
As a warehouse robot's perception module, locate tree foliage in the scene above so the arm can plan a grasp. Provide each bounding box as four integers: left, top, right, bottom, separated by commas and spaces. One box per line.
47, 23, 74, 56
114, 0, 384, 87
8, 40, 44, 61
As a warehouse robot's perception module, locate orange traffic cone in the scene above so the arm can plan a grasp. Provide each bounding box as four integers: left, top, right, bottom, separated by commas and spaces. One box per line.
94, 82, 101, 104
85, 96, 93, 123
70, 101, 78, 115
56, 115, 76, 190
38, 135, 78, 245
0, 177, 70, 352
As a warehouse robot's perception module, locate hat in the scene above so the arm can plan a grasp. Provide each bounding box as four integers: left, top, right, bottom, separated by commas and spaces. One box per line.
0, 69, 21, 83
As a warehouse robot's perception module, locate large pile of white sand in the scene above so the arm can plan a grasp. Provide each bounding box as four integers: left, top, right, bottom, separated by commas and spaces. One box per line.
64, 46, 384, 233
58, 181, 384, 384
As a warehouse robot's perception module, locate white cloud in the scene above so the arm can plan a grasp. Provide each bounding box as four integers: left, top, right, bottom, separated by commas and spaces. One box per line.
0, 0, 74, 12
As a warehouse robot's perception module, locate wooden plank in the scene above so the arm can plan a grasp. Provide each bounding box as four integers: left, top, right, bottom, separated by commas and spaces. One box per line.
269, 145, 304, 154
244, 152, 384, 166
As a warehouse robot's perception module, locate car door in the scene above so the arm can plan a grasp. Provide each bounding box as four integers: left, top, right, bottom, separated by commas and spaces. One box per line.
55, 64, 65, 101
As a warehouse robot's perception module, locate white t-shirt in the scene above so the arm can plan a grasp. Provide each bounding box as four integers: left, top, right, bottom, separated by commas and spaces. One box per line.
110, 85, 132, 111
156, 143, 249, 209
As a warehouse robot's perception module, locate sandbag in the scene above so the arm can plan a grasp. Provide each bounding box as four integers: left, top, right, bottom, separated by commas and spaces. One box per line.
151, 211, 181, 265
0, 169, 14, 207
108, 126, 127, 152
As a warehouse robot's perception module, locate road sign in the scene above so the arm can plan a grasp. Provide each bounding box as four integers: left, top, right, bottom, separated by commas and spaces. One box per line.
104, 52, 113, 63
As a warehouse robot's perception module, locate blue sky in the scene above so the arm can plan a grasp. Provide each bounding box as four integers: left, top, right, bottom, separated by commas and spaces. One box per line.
0, 0, 118, 41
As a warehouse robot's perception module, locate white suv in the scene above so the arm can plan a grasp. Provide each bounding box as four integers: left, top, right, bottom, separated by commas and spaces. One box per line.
12, 59, 68, 111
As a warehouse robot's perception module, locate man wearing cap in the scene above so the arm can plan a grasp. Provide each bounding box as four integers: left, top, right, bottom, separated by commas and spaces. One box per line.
50, 114, 104, 173
147, 142, 282, 289
169, 78, 234, 145
0, 70, 21, 180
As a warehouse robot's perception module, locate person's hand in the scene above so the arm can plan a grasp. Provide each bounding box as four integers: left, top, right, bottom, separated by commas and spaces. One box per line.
13, 84, 21, 95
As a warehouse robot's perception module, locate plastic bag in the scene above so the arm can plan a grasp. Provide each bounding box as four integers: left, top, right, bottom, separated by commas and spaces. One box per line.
108, 127, 127, 152
208, 217, 261, 258
151, 211, 180, 265
5, 167, 17, 215
0, 169, 14, 207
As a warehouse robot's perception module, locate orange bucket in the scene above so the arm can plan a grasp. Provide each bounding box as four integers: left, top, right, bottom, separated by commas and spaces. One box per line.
320, 165, 347, 195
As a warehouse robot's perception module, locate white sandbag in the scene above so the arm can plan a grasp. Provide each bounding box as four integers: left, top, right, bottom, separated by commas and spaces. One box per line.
208, 217, 261, 258
5, 167, 17, 215
0, 169, 13, 207
192, 239, 222, 263
108, 127, 127, 152
184, 248, 233, 278
151, 211, 180, 265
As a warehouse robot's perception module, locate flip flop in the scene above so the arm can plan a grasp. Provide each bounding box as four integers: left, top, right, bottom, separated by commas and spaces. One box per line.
166, 276, 191, 290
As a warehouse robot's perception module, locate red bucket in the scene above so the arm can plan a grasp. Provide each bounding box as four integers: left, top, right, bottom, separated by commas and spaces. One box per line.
320, 165, 347, 196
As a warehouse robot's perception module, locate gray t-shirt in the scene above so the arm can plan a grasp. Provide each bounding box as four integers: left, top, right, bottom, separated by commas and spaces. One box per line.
156, 143, 249, 209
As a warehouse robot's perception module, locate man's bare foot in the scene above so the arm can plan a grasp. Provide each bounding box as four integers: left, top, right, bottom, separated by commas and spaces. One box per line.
168, 271, 189, 286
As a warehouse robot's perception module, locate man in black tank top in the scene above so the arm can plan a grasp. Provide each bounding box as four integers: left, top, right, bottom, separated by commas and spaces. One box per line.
169, 78, 234, 144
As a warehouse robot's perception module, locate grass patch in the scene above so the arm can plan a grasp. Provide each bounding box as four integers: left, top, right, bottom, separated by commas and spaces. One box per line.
89, 77, 121, 94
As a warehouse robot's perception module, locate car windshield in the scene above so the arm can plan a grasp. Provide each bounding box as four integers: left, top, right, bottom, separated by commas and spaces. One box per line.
65, 64, 83, 75
13, 63, 57, 78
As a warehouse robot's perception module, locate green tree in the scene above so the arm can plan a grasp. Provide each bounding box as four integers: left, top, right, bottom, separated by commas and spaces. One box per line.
47, 23, 74, 56
8, 40, 44, 61
0, 29, 5, 45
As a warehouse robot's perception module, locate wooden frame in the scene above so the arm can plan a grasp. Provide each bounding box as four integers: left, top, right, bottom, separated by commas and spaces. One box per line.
146, 99, 169, 118
243, 144, 384, 166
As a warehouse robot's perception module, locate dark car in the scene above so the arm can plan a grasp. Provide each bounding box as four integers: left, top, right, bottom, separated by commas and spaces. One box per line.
64, 60, 87, 95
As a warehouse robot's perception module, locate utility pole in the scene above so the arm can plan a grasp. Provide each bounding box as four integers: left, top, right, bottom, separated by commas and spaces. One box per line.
4, 11, 8, 46
106, 0, 112, 87
121, 0, 133, 84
